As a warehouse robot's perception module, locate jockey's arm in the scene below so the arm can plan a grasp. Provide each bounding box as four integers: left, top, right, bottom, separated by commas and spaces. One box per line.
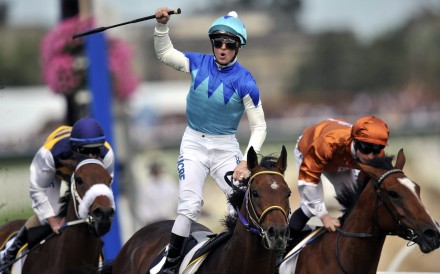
154, 23, 189, 73
233, 96, 266, 180
29, 147, 57, 222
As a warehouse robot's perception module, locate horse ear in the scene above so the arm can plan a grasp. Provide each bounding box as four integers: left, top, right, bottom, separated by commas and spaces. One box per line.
395, 148, 405, 169
276, 145, 288, 174
247, 146, 258, 170
357, 161, 383, 181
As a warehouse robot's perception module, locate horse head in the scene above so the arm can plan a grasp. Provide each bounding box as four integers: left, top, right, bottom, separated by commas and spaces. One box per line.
358, 149, 440, 253
58, 154, 115, 237
242, 145, 291, 251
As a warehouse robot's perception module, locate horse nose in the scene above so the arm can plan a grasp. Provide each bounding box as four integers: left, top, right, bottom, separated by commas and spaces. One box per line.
92, 207, 115, 235
267, 225, 290, 240
423, 227, 440, 249
93, 206, 115, 222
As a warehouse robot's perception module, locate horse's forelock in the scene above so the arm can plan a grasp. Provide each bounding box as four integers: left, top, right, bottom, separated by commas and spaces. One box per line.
260, 155, 278, 170
365, 155, 394, 170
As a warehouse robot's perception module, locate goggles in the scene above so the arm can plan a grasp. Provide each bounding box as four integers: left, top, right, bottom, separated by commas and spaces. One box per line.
77, 146, 101, 156
211, 38, 239, 50
356, 140, 384, 155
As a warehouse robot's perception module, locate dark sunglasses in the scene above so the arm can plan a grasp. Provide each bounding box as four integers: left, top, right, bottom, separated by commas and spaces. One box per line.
77, 146, 101, 155
356, 141, 384, 155
211, 38, 239, 50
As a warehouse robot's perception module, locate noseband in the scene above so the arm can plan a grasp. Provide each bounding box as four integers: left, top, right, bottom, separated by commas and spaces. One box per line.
68, 159, 115, 232
234, 171, 289, 248
374, 169, 418, 241
336, 168, 415, 274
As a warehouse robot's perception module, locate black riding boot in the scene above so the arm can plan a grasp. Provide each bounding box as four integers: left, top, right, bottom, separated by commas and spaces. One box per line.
288, 208, 310, 234
0, 226, 28, 273
160, 233, 186, 274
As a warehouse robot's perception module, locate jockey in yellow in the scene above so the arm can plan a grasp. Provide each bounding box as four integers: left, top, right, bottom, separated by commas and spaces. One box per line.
0, 117, 114, 273
289, 116, 389, 233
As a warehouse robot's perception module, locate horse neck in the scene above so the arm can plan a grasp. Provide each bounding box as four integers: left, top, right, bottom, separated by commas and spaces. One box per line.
225, 209, 277, 273
337, 181, 387, 272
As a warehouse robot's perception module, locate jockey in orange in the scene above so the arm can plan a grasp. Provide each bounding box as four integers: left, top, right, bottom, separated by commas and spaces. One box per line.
289, 116, 389, 233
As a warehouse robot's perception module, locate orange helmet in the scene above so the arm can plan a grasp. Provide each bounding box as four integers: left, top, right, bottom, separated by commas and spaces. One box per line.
352, 116, 389, 146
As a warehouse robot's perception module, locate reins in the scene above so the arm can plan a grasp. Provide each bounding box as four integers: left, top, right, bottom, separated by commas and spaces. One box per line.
224, 170, 289, 246
1, 159, 110, 271
335, 168, 406, 274
0, 219, 92, 271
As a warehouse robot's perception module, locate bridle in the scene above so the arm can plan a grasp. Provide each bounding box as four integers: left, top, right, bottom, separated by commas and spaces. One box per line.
225, 170, 290, 249
1, 159, 115, 269
335, 168, 418, 274
373, 169, 417, 240
68, 159, 115, 233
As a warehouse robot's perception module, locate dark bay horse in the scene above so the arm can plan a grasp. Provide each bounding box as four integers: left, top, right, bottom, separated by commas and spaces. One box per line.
0, 154, 115, 274
111, 146, 291, 274
280, 149, 440, 274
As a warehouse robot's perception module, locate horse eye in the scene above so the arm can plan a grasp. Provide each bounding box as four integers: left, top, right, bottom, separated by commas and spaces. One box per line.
388, 191, 399, 199
75, 177, 84, 185
251, 190, 259, 198
287, 191, 291, 198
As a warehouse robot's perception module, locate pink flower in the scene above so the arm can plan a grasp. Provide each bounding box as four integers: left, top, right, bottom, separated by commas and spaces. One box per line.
43, 54, 85, 94
40, 16, 138, 101
108, 39, 139, 101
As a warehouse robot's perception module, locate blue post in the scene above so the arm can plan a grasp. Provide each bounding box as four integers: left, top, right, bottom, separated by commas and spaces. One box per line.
85, 32, 122, 260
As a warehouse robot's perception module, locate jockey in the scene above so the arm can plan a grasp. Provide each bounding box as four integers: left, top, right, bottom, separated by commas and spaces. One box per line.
154, 7, 267, 273
0, 117, 114, 273
289, 116, 389, 233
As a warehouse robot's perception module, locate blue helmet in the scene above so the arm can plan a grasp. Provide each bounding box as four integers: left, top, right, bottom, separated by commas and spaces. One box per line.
208, 11, 247, 47
70, 117, 106, 149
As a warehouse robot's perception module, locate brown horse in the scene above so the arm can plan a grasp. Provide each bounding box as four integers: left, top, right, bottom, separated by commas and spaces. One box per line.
111, 146, 291, 274
0, 154, 115, 274
280, 149, 440, 274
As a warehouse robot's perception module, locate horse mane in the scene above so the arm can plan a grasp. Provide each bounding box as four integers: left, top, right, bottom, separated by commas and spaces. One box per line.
221, 154, 280, 232
336, 155, 395, 224
57, 153, 92, 219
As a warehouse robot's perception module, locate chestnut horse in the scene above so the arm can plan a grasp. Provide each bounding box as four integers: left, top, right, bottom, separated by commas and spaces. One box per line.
0, 154, 115, 274
111, 146, 291, 274
280, 149, 440, 274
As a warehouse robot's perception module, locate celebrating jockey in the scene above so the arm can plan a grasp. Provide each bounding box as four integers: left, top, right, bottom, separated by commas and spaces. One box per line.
153, 7, 267, 273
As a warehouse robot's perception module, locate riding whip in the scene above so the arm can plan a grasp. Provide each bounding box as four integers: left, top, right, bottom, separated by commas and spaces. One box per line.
72, 8, 181, 39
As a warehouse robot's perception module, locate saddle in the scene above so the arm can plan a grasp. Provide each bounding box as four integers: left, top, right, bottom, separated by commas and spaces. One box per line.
149, 231, 232, 274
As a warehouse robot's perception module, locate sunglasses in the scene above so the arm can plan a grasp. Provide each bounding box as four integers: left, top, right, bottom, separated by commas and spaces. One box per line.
356, 141, 384, 155
77, 146, 101, 155
211, 38, 239, 50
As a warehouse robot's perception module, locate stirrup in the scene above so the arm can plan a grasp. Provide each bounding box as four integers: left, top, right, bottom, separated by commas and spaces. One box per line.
0, 253, 15, 274
160, 256, 182, 274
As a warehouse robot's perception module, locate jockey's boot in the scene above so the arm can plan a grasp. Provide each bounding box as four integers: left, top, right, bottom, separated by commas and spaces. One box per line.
0, 226, 28, 273
288, 208, 310, 234
160, 233, 186, 274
